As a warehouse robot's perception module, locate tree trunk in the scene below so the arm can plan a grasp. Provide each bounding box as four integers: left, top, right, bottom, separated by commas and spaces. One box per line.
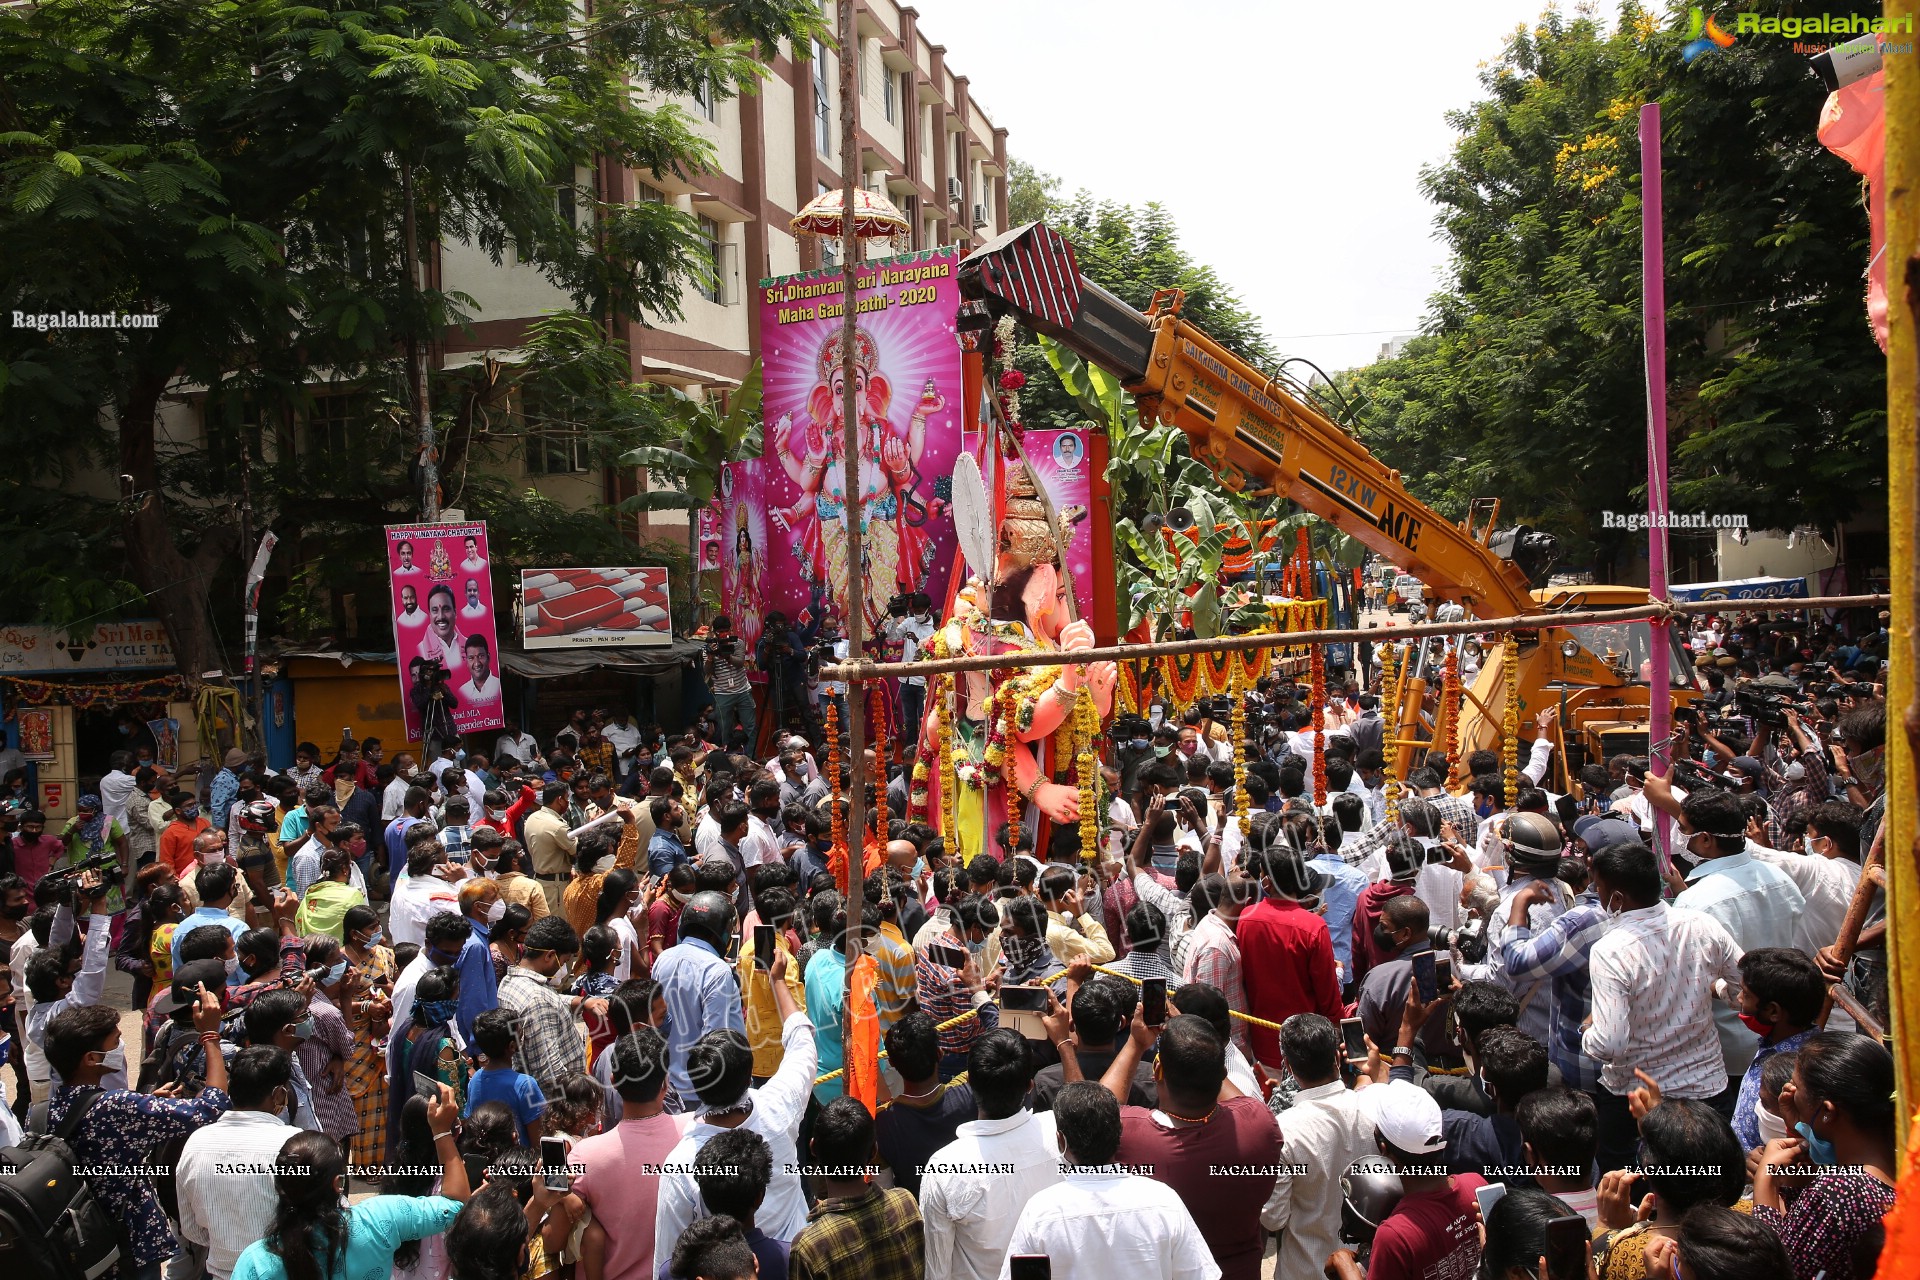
403, 160, 439, 520
119, 376, 238, 691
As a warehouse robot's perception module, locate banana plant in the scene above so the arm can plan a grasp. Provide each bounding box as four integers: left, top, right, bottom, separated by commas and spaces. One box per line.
619, 361, 763, 628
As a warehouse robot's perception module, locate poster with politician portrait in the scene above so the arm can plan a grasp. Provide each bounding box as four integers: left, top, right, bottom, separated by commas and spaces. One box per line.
1022, 430, 1096, 622
386, 522, 505, 740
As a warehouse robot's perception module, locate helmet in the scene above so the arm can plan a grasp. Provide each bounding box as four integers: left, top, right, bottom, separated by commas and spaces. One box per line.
677, 891, 737, 951
1503, 811, 1564, 877
1340, 1155, 1404, 1245
238, 800, 279, 834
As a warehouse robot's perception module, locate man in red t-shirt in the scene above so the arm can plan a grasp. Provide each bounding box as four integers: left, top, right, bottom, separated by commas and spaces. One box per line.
1235, 822, 1343, 1073
1329, 1079, 1485, 1280
1081, 999, 1282, 1280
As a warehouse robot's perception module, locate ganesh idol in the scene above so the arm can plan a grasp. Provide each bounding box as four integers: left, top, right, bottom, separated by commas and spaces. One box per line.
771, 326, 944, 633
909, 464, 1116, 860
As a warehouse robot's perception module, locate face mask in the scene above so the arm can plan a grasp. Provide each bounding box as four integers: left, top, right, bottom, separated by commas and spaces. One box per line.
179, 804, 199, 821
549, 967, 571, 991
292, 1016, 315, 1042
97, 1046, 127, 1074
1152, 745, 1171, 758
965, 938, 984, 955
1000, 934, 1045, 972
1603, 892, 1628, 921
276, 1090, 294, 1125
1737, 1011, 1773, 1037
1755, 1101, 1790, 1146
670, 888, 691, 905
1371, 926, 1398, 954
1783, 761, 1806, 782
323, 960, 349, 987
1804, 834, 1821, 855
486, 899, 507, 925
1794, 1119, 1838, 1166
416, 999, 459, 1026
224, 956, 241, 979
360, 928, 384, 949
0, 903, 27, 921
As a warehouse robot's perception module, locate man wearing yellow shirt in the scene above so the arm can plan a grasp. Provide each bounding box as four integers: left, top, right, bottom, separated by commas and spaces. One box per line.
1037, 865, 1115, 966
737, 885, 807, 1084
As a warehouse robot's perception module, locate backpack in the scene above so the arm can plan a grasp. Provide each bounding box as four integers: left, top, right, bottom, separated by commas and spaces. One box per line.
1, 1087, 122, 1280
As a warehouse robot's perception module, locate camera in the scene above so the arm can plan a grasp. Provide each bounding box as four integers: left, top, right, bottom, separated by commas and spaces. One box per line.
886, 594, 911, 619
1431, 917, 1487, 963
1732, 687, 1794, 728
44, 851, 119, 887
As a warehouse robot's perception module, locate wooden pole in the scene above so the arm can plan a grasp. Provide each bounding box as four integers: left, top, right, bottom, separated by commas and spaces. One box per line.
1641, 103, 1677, 876
834, 0, 867, 1101
822, 595, 1892, 683
1881, 1, 1919, 1140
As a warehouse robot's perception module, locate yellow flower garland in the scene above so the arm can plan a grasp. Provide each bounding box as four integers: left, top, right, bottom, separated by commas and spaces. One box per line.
1502, 633, 1521, 803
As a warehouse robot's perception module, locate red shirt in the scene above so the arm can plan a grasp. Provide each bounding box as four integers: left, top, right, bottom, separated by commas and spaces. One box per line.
1367, 1174, 1486, 1280
1349, 881, 1413, 990
321, 761, 378, 792
9, 833, 63, 888
1116, 1095, 1281, 1280
1236, 897, 1342, 1067
503, 783, 541, 846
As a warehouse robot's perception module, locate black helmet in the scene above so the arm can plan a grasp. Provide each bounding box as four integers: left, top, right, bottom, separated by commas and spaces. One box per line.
1502, 811, 1564, 878
677, 890, 736, 950
1340, 1155, 1404, 1245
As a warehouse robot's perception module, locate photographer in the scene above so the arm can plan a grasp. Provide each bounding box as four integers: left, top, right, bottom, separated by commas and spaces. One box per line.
703, 616, 757, 752
886, 592, 935, 748
409, 656, 458, 756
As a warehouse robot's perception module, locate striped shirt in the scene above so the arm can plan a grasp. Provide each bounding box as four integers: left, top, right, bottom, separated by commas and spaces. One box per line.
1498, 892, 1609, 1092
1582, 903, 1742, 1098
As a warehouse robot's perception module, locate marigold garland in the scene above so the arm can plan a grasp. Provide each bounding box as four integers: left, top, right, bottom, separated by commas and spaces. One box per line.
1076, 686, 1100, 861
1442, 644, 1462, 765
871, 692, 890, 838
1380, 643, 1403, 823
1502, 633, 1522, 804
1310, 643, 1328, 806
824, 696, 846, 860
1231, 673, 1251, 837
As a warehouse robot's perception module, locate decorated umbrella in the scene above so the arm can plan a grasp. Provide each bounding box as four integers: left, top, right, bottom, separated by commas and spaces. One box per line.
789, 185, 909, 241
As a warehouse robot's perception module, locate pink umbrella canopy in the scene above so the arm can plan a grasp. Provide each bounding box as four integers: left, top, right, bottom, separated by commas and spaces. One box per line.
789, 185, 910, 239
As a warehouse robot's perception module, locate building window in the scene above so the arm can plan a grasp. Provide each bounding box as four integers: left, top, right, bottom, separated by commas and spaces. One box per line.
696, 215, 735, 304
305, 391, 359, 463
692, 78, 716, 122
812, 39, 832, 156
634, 181, 666, 204
557, 182, 577, 231
882, 62, 896, 122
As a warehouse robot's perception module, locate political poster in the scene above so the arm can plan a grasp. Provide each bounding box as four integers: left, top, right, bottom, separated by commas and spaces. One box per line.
522, 568, 674, 648
385, 522, 504, 740
759, 247, 963, 634
1022, 430, 1096, 622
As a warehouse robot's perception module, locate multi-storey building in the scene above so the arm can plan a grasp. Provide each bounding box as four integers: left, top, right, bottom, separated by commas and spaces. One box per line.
442, 0, 1010, 536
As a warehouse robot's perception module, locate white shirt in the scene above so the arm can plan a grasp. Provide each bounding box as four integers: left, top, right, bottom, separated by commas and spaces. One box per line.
495, 732, 541, 768
385, 953, 430, 1071
1261, 1079, 1375, 1280
457, 674, 500, 704
10, 932, 46, 1084
177, 1109, 295, 1278
388, 872, 459, 947
998, 1166, 1221, 1280
693, 811, 724, 863
602, 721, 642, 766
100, 769, 139, 824
427, 755, 458, 786
382, 775, 411, 821
1674, 850, 1804, 1078
397, 606, 426, 627
1485, 875, 1570, 1045
1582, 903, 1742, 1098
654, 1011, 818, 1251
1748, 841, 1860, 965
742, 813, 780, 870
921, 1109, 1062, 1280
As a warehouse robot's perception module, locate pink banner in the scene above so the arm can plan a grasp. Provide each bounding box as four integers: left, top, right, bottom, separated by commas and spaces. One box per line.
759, 248, 963, 635
1022, 430, 1096, 621
386, 522, 505, 740
717, 459, 770, 665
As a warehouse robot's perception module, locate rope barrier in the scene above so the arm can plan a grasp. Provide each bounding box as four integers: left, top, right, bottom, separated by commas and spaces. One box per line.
821, 593, 1889, 682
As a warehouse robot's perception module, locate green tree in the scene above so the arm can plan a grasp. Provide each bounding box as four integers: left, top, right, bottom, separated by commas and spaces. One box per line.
1342, 2, 1884, 580
0, 0, 824, 681
620, 363, 764, 630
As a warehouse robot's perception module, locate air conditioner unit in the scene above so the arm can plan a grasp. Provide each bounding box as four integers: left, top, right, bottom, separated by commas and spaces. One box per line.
972, 203, 988, 228
947, 177, 964, 204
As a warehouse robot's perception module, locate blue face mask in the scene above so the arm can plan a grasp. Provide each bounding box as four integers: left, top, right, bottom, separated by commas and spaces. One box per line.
416, 998, 459, 1027
1795, 1120, 1838, 1166
322, 960, 349, 987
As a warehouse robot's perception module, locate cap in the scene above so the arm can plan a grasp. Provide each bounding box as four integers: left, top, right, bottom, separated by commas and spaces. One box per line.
783, 736, 811, 753
1359, 1080, 1447, 1155
223, 748, 248, 768
1729, 756, 1765, 778
1573, 816, 1640, 852
154, 958, 229, 1017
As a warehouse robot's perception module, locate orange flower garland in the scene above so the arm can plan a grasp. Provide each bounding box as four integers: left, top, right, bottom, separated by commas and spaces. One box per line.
1310, 642, 1328, 806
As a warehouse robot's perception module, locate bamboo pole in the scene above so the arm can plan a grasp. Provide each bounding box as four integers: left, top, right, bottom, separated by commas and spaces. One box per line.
1882, 0, 1919, 1143
822, 595, 1891, 683
834, 0, 866, 1100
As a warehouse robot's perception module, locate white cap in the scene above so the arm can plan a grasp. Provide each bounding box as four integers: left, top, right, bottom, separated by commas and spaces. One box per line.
1359, 1080, 1446, 1155
784, 736, 811, 752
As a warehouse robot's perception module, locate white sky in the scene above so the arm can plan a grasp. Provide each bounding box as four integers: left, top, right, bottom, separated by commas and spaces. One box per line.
904, 0, 1578, 374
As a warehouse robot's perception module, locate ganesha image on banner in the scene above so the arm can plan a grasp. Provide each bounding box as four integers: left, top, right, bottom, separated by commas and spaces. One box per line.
771, 326, 945, 632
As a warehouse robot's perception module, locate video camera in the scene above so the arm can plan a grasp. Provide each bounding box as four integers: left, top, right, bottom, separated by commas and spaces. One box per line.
1431, 916, 1487, 964
1732, 686, 1804, 729
1673, 756, 1743, 791
885, 593, 912, 619
43, 851, 118, 887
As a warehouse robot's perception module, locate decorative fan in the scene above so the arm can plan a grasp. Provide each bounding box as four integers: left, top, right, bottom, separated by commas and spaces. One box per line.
951, 453, 995, 585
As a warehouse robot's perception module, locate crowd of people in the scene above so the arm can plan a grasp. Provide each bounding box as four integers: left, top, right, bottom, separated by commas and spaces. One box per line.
0, 603, 1895, 1280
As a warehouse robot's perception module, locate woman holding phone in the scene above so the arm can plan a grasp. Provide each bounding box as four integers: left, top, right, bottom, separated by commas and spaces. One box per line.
230, 1086, 471, 1280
